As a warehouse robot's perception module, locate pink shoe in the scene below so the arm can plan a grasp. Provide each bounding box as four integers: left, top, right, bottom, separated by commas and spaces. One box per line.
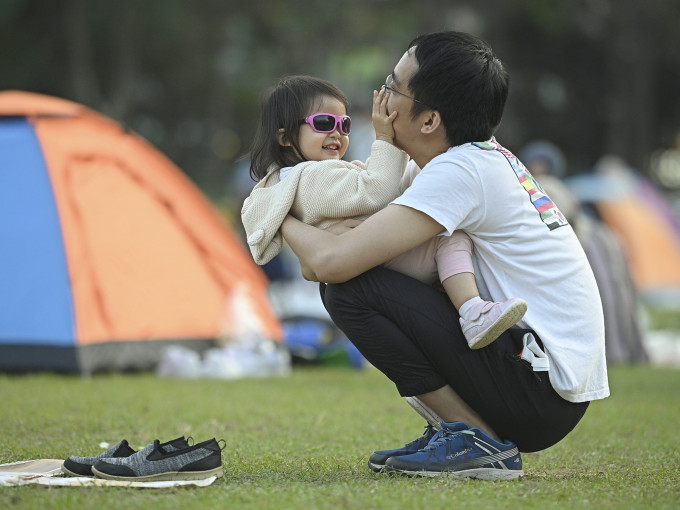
459, 298, 528, 350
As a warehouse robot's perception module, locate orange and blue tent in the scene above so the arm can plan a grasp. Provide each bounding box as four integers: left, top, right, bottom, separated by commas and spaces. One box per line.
0, 90, 282, 373
567, 158, 680, 304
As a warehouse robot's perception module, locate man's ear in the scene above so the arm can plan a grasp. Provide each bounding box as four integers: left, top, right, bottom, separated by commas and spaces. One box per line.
278, 128, 292, 147
420, 110, 442, 135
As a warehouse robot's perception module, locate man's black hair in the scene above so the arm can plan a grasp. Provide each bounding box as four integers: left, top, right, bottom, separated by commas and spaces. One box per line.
407, 31, 509, 147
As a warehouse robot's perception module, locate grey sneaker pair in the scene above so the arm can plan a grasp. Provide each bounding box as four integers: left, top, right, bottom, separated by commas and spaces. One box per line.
61, 436, 190, 477
91, 437, 225, 481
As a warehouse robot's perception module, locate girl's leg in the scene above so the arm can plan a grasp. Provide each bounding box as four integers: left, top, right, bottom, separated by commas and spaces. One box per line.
440, 272, 478, 309
436, 231, 527, 349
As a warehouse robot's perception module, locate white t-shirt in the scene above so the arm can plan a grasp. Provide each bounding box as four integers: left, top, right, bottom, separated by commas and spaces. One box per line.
392, 139, 609, 403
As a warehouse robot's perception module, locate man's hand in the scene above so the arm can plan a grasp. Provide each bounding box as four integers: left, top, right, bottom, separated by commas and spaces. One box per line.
372, 87, 397, 143
324, 218, 364, 235
300, 261, 319, 282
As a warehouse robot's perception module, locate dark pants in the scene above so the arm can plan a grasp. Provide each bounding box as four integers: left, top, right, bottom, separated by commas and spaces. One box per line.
320, 266, 588, 452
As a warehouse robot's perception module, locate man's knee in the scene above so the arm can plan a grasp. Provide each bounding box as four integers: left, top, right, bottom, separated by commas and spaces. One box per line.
321, 269, 383, 318
321, 281, 352, 319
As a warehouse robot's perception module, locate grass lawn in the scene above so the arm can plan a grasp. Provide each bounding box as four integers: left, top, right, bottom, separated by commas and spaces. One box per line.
0, 364, 678, 509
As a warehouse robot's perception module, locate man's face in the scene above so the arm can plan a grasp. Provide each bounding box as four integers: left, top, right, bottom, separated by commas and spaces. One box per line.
385, 49, 422, 154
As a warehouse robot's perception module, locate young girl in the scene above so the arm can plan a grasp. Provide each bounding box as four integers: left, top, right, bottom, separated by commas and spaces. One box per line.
241, 75, 526, 349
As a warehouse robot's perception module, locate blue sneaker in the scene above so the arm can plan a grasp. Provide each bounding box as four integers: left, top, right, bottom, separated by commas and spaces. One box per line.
368, 423, 454, 472
384, 422, 523, 480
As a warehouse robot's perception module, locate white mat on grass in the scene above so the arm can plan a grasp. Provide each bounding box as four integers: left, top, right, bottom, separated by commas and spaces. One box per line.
0, 459, 217, 488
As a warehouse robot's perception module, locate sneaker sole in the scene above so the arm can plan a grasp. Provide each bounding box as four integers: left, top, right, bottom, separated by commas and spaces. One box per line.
61, 465, 92, 477
91, 465, 223, 482
384, 465, 524, 480
468, 299, 528, 350
368, 460, 386, 472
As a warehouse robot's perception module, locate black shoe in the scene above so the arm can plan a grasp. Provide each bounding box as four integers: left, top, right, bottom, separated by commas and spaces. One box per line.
92, 438, 224, 481
61, 436, 190, 477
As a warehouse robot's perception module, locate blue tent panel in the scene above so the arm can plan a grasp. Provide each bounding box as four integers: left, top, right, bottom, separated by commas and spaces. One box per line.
0, 117, 75, 345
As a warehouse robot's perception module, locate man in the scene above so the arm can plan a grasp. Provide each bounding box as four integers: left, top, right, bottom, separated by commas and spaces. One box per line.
280, 31, 609, 480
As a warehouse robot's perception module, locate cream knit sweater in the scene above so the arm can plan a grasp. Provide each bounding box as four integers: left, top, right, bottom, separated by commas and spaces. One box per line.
241, 140, 408, 265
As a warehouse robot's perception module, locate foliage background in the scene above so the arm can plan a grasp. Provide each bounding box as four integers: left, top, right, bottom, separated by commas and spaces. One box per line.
2, 0, 680, 208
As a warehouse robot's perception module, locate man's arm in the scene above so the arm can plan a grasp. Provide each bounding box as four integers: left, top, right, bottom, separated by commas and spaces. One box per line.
281, 203, 445, 283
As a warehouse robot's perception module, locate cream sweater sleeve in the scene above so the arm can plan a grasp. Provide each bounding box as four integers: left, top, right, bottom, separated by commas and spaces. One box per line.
293, 140, 408, 225
241, 140, 408, 265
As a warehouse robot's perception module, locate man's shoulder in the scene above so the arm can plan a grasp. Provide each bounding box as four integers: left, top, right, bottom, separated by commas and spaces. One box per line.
419, 143, 496, 180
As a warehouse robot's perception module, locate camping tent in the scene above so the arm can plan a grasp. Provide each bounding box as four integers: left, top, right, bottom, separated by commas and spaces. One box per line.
567, 156, 680, 305
0, 90, 282, 374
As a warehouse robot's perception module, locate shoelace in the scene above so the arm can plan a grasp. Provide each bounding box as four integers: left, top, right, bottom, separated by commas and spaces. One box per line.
423, 429, 474, 450
404, 425, 435, 447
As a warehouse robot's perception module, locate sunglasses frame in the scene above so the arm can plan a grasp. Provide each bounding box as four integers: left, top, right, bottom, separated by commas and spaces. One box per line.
301, 113, 352, 135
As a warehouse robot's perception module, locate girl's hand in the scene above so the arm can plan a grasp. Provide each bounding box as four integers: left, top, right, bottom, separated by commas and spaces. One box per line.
372, 87, 397, 143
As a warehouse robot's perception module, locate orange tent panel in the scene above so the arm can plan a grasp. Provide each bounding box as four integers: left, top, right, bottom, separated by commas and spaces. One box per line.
598, 198, 680, 291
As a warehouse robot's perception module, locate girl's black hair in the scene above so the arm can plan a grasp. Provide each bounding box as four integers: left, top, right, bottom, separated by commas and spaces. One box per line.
249, 75, 349, 181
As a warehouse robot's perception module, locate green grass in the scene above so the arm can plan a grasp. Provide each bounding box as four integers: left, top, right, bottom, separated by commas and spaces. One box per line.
1, 365, 679, 509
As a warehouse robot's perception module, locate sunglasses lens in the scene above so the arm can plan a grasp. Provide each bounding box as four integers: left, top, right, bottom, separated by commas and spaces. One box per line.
307, 114, 351, 134
312, 115, 335, 132
341, 117, 351, 135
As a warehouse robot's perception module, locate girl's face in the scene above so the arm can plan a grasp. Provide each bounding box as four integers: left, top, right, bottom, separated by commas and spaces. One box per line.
296, 95, 349, 162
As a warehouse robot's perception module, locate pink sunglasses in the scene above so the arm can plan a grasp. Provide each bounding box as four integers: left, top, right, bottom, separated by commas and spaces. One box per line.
300, 113, 352, 135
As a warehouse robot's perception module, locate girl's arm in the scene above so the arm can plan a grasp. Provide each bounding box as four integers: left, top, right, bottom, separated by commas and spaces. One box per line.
281, 203, 444, 283
292, 89, 407, 220
241, 92, 406, 266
